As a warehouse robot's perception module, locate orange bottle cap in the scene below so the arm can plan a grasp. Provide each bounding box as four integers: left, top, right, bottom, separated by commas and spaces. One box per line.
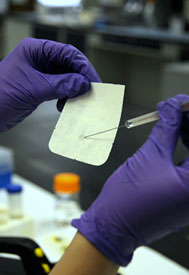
54, 173, 81, 194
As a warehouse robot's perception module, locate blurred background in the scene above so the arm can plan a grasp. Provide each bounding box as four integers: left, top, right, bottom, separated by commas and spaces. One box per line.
0, 0, 189, 269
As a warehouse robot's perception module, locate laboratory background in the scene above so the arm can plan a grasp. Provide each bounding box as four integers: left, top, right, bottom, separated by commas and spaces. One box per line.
0, 0, 189, 274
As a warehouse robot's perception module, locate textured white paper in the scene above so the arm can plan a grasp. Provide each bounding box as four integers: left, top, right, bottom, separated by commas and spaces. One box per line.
49, 83, 125, 166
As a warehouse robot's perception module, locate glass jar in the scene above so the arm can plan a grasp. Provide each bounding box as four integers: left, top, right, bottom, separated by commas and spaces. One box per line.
53, 173, 81, 226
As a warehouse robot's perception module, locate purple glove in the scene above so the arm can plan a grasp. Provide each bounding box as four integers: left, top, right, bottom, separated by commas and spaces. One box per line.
72, 94, 189, 266
0, 38, 101, 132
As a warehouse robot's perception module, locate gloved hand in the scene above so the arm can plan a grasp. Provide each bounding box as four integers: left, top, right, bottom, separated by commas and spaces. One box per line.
0, 38, 101, 132
72, 94, 189, 266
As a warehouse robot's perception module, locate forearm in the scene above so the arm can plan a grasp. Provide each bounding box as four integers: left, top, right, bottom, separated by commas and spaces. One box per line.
49, 232, 119, 275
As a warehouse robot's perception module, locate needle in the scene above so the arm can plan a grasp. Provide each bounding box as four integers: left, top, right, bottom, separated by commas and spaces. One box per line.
84, 125, 125, 138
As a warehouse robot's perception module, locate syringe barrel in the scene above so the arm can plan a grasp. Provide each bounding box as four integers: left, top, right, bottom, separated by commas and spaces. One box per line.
125, 111, 159, 129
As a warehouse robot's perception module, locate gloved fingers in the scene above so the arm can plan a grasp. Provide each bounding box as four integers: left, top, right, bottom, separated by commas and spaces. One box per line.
20, 38, 101, 83
44, 41, 102, 82
61, 45, 102, 83
150, 94, 189, 157
36, 72, 91, 102
56, 98, 67, 112
48, 43, 101, 83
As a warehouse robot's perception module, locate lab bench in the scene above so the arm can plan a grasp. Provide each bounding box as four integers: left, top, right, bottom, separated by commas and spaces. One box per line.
0, 174, 188, 275
0, 12, 189, 271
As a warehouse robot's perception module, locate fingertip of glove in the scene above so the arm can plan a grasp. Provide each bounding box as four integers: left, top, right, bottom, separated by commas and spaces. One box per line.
80, 75, 91, 93
56, 98, 67, 112
156, 96, 187, 126
156, 101, 165, 111
54, 73, 91, 99
71, 74, 91, 97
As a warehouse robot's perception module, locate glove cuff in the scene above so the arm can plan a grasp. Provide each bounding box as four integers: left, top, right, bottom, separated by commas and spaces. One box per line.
72, 218, 133, 266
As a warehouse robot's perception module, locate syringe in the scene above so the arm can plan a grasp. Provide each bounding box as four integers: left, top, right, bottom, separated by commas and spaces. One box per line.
84, 102, 189, 138
127, 101, 189, 129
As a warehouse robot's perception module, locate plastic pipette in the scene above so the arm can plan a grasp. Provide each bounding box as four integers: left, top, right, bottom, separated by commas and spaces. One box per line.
84, 102, 189, 139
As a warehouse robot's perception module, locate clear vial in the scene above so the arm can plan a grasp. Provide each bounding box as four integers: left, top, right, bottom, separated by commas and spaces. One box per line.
53, 173, 81, 226
6, 184, 23, 219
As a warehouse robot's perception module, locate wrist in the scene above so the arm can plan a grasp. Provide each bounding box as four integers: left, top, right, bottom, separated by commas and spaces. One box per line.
50, 232, 119, 275
72, 216, 134, 266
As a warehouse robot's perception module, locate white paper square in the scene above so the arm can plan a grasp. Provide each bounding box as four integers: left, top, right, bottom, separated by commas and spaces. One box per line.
49, 83, 125, 166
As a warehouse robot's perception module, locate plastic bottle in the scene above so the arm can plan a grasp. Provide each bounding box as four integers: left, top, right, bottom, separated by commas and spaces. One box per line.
6, 184, 23, 219
53, 173, 81, 226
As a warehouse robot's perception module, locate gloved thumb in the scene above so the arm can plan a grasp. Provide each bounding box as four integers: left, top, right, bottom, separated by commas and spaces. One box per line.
36, 72, 91, 103
150, 94, 189, 157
